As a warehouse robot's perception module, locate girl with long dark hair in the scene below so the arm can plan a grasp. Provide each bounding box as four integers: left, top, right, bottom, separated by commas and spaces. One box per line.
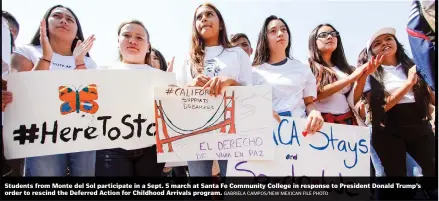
252, 15, 323, 134
308, 24, 368, 125
355, 28, 435, 177
10, 5, 97, 176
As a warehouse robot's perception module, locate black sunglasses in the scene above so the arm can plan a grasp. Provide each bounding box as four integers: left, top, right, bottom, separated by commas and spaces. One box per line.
317, 31, 339, 38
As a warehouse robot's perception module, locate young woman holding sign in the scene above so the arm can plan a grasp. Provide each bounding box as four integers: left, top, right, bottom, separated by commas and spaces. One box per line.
252, 15, 324, 134
94, 20, 165, 177
354, 27, 435, 177
9, 5, 97, 176
174, 3, 252, 177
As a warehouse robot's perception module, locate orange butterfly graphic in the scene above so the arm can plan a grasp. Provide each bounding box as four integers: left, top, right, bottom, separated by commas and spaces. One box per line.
59, 84, 99, 115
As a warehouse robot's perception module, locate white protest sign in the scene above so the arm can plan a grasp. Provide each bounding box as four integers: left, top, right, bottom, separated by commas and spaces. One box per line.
3, 69, 176, 159
227, 117, 370, 177
154, 85, 274, 162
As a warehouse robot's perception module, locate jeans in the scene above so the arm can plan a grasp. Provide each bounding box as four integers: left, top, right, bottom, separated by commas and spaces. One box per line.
187, 160, 228, 177
95, 146, 164, 177
24, 151, 95, 176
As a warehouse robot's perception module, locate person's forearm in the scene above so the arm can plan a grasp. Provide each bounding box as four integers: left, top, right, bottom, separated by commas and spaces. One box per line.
316, 75, 356, 101
306, 102, 318, 115
33, 58, 51, 70
384, 82, 415, 112
354, 74, 368, 105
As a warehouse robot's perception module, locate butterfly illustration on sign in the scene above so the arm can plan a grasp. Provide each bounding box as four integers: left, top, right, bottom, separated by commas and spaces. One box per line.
58, 84, 99, 115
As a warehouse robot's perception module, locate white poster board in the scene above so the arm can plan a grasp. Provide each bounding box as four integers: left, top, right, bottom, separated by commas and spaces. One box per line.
3, 69, 176, 159
154, 85, 275, 162
227, 117, 370, 177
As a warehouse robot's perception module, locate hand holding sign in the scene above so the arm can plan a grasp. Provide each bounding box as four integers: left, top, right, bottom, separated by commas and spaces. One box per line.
2, 91, 12, 112
304, 97, 324, 135
203, 76, 238, 97
304, 109, 324, 135
187, 74, 210, 87
2, 79, 11, 112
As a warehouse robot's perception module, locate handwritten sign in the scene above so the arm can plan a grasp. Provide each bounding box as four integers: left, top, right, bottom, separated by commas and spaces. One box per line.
154, 85, 275, 162
3, 69, 176, 159
227, 117, 370, 177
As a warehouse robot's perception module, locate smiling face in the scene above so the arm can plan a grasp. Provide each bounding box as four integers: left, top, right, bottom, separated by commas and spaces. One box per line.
47, 7, 78, 42
195, 5, 220, 43
266, 19, 289, 53
370, 34, 397, 58
118, 23, 150, 64
316, 25, 338, 54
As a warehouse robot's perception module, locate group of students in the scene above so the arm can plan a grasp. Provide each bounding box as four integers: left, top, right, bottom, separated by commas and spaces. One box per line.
1, 1, 436, 187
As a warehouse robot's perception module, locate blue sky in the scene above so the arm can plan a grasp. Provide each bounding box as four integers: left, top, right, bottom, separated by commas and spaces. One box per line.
3, 0, 415, 67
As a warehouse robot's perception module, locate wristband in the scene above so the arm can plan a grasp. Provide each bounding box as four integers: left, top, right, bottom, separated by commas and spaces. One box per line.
76, 64, 85, 69
39, 57, 51, 63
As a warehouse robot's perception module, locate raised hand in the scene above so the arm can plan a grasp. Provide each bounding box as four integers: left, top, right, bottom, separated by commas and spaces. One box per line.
73, 34, 95, 65
365, 54, 384, 76
350, 64, 369, 81
167, 56, 175, 72
40, 19, 53, 61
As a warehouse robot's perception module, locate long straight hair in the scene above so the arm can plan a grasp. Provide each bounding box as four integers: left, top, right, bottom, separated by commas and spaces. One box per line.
252, 15, 292, 66
308, 24, 353, 91
117, 20, 151, 65
30, 5, 89, 57
189, 3, 231, 77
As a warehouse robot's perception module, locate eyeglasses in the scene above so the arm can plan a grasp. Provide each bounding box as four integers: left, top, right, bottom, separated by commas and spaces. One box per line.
317, 31, 339, 39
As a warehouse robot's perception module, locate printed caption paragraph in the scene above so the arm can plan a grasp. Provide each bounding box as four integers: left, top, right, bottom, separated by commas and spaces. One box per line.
3, 181, 421, 198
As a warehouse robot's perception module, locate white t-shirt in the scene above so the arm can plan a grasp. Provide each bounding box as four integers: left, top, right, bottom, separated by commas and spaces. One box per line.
252, 58, 317, 118
314, 66, 351, 114
14, 45, 97, 70
363, 64, 415, 104
175, 46, 252, 87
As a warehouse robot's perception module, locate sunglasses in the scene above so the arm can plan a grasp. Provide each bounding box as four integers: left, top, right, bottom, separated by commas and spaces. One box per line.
317, 31, 339, 38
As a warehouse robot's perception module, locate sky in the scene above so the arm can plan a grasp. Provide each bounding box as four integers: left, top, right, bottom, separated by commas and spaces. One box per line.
3, 0, 416, 68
